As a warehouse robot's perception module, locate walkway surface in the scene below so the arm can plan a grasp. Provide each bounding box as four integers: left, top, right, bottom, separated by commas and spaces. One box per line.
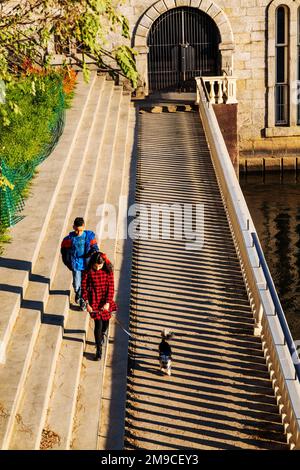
124, 109, 288, 450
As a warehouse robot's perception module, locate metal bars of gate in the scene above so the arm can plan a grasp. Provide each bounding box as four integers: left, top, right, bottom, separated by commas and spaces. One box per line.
147, 7, 221, 93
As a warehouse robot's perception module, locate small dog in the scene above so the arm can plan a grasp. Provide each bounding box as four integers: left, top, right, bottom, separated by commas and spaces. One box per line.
159, 329, 173, 376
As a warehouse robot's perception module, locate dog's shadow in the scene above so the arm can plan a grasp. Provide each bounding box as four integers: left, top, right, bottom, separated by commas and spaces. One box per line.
131, 356, 168, 377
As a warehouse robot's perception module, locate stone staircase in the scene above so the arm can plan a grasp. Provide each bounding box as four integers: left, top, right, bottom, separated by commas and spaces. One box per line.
0, 72, 134, 449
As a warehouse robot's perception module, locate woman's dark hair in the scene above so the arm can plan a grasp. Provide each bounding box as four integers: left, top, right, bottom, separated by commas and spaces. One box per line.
89, 251, 113, 273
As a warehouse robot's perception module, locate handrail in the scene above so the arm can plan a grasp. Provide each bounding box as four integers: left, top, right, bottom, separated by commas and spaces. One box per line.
200, 76, 210, 105
76, 44, 126, 78
196, 75, 300, 449
252, 232, 300, 380
2, 27, 127, 82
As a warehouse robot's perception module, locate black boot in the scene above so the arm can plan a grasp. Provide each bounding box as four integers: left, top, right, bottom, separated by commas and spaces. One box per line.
94, 346, 102, 361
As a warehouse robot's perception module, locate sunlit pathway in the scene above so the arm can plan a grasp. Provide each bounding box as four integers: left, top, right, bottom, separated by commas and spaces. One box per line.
124, 109, 288, 450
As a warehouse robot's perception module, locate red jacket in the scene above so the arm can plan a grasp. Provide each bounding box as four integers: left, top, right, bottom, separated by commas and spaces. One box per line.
81, 268, 117, 319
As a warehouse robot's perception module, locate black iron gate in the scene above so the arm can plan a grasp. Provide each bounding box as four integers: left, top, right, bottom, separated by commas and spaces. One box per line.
147, 7, 221, 93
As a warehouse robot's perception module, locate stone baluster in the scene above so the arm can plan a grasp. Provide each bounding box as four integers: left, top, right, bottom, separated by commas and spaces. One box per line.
216, 80, 223, 104
209, 80, 215, 103
226, 77, 238, 104
198, 76, 237, 105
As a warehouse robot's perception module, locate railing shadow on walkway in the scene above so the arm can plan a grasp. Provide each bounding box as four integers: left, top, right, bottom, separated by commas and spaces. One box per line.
120, 109, 289, 450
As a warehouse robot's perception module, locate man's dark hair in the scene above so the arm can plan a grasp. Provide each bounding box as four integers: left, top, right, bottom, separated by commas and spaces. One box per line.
74, 217, 85, 227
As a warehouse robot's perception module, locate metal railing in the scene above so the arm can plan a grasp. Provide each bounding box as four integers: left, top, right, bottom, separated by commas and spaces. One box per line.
252, 232, 300, 380
0, 82, 65, 228
50, 42, 126, 78
196, 76, 300, 449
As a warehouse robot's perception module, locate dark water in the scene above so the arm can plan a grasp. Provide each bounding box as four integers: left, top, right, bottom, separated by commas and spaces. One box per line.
240, 173, 300, 342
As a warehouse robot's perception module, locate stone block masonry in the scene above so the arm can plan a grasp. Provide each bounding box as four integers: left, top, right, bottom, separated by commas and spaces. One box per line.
116, 0, 300, 162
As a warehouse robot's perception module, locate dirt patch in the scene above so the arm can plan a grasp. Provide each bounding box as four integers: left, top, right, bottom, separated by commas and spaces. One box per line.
15, 414, 33, 435
40, 428, 61, 450
0, 403, 9, 419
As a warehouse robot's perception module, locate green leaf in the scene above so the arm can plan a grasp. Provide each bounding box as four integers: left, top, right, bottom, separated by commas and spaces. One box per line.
115, 46, 139, 89
82, 63, 91, 83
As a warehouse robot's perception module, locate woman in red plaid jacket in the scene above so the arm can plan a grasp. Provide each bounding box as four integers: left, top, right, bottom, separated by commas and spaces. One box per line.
81, 251, 117, 361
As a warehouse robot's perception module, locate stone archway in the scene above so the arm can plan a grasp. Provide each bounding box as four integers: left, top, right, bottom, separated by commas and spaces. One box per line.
133, 0, 235, 96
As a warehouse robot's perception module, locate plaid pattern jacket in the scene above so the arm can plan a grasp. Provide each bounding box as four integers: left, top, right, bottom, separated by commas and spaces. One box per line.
81, 268, 117, 320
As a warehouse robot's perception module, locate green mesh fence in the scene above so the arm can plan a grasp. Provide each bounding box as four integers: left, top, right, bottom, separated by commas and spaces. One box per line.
0, 82, 65, 228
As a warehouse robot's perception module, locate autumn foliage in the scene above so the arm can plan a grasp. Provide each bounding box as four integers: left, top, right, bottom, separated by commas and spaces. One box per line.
21, 58, 77, 95
62, 67, 77, 95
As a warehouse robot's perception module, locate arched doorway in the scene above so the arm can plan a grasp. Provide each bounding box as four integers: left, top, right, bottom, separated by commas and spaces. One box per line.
147, 7, 221, 93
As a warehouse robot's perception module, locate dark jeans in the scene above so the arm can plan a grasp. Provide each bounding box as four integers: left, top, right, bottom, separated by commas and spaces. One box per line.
94, 319, 109, 350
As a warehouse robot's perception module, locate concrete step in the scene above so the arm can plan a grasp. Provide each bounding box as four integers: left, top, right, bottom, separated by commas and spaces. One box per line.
69, 318, 107, 450
6, 273, 70, 450
40, 312, 89, 450
6, 79, 118, 450
98, 95, 133, 259
39, 89, 127, 451
98, 106, 136, 450
30, 76, 107, 290
8, 84, 125, 450
0, 74, 103, 449
0, 310, 40, 448
0, 72, 98, 365
70, 96, 134, 450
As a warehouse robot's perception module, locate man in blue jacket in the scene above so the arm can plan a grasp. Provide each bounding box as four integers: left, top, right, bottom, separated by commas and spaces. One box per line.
61, 217, 99, 309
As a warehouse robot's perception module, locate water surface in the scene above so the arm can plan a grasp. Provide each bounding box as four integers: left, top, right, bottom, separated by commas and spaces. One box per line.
240, 173, 300, 342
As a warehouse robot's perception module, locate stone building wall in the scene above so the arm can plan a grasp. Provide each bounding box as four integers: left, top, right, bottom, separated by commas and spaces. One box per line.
118, 0, 300, 161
